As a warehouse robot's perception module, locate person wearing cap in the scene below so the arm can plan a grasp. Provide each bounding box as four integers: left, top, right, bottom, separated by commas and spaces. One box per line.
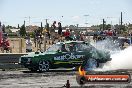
0, 22, 3, 45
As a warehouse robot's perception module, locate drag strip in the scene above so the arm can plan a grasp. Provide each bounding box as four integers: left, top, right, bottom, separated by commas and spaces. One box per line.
0, 69, 131, 88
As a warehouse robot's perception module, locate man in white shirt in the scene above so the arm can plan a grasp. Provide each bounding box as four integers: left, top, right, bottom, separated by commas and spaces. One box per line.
26, 37, 32, 52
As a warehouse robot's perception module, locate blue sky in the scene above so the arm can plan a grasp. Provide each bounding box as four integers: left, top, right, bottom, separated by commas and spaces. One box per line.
0, 0, 132, 27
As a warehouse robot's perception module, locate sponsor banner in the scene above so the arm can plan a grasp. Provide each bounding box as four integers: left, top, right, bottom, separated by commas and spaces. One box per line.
77, 74, 131, 85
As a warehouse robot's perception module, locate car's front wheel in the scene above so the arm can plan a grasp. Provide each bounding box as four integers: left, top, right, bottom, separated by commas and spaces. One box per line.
38, 60, 50, 72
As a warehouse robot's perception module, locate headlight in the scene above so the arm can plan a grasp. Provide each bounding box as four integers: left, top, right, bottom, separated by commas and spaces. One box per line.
19, 58, 21, 64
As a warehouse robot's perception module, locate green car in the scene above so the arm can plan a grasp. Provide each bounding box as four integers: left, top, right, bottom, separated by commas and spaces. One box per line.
19, 41, 111, 72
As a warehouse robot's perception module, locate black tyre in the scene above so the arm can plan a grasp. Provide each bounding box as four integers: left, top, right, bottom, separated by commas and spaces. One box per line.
84, 58, 98, 71
38, 60, 50, 72
76, 75, 86, 85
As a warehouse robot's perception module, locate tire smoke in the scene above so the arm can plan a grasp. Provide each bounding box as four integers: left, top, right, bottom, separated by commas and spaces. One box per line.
103, 46, 132, 70
91, 39, 132, 71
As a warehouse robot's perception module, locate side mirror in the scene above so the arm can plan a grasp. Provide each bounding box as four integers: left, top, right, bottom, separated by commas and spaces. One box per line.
57, 50, 61, 53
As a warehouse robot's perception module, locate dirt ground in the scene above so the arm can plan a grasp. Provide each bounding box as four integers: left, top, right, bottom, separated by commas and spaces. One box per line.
0, 69, 132, 88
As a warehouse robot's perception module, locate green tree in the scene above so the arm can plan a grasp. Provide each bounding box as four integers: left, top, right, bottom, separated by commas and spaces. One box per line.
20, 24, 26, 37
105, 24, 111, 30
128, 24, 132, 30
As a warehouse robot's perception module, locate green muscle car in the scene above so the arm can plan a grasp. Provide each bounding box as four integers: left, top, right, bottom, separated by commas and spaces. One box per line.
19, 41, 111, 72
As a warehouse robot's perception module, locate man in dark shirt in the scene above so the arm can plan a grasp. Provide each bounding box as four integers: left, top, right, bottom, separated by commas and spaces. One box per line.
61, 44, 67, 52
50, 21, 56, 42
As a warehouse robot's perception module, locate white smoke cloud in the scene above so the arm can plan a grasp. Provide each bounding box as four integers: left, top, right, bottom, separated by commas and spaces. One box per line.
107, 46, 132, 69
95, 46, 132, 71
91, 39, 132, 71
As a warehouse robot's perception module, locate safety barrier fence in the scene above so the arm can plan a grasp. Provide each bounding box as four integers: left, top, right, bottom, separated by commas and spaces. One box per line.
0, 53, 27, 69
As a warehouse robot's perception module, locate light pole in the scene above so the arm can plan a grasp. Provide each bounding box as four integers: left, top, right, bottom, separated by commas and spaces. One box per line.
23, 16, 37, 25
84, 15, 89, 28
106, 17, 117, 29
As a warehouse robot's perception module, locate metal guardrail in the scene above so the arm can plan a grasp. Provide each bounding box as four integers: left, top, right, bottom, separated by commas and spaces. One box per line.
0, 53, 27, 69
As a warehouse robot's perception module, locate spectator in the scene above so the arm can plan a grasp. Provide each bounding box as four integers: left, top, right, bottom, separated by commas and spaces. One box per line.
26, 37, 32, 52
0, 22, 2, 45
113, 29, 117, 36
0, 36, 11, 53
50, 21, 56, 40
93, 34, 98, 42
106, 29, 113, 36
58, 22, 62, 41
33, 30, 37, 47
64, 29, 72, 41
100, 31, 104, 35
50, 21, 56, 35
58, 22, 62, 35
69, 29, 75, 40
129, 32, 132, 44
51, 21, 56, 32
80, 33, 84, 41
61, 44, 67, 52
75, 32, 80, 41
45, 23, 50, 39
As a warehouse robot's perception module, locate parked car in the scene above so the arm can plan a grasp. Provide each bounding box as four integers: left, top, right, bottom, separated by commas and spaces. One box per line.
19, 41, 111, 72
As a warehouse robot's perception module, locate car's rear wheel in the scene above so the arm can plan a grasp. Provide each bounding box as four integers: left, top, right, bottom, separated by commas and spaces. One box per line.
84, 58, 98, 70
38, 60, 50, 72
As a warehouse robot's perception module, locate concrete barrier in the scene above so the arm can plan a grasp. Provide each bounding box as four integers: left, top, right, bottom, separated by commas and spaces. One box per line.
0, 53, 27, 69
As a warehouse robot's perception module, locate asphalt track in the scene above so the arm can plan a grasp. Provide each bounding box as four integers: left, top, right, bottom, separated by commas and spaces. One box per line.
0, 69, 132, 88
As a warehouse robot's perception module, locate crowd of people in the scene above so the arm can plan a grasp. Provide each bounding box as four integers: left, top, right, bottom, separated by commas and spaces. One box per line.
33, 21, 86, 44
43, 21, 85, 42
0, 22, 11, 53
0, 20, 132, 53
25, 21, 87, 52
93, 29, 117, 41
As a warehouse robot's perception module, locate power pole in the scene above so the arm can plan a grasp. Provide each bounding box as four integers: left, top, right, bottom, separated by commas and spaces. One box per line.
103, 19, 105, 30
121, 12, 123, 26
18, 24, 20, 29
40, 22, 43, 35
45, 19, 48, 24
76, 24, 79, 29
24, 20, 25, 26
120, 12, 123, 33
24, 16, 37, 25
84, 15, 89, 28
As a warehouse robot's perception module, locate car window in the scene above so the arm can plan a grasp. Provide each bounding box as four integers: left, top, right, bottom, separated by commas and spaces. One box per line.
46, 44, 62, 52
75, 43, 95, 51
65, 44, 76, 52
61, 44, 68, 52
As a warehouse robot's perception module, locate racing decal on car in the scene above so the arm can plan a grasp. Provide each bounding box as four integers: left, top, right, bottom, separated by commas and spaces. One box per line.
54, 53, 84, 60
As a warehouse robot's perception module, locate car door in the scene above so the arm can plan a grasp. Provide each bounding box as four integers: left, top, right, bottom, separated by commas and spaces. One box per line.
53, 44, 72, 65
69, 43, 84, 64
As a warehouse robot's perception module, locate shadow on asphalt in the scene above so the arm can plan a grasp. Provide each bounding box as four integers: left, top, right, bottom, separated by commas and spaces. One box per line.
22, 69, 76, 73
